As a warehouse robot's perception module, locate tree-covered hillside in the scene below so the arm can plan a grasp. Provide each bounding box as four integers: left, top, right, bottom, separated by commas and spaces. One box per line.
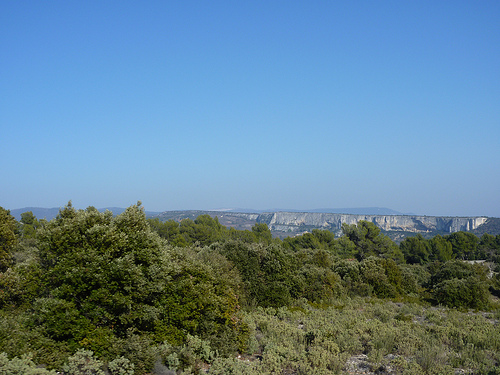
0, 203, 499, 374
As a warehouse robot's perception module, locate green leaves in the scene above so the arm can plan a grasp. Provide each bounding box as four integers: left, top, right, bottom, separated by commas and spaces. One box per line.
342, 221, 404, 263
0, 207, 17, 271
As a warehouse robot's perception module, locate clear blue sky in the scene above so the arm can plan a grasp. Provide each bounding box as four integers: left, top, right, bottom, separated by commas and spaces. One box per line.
1, 1, 499, 217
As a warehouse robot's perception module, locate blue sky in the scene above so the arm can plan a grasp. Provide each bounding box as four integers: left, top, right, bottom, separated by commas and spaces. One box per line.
1, 1, 499, 217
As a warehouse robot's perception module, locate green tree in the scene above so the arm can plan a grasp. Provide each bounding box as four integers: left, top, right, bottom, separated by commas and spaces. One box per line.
252, 223, 273, 244
283, 232, 321, 251
341, 221, 404, 263
19, 211, 40, 239
154, 247, 246, 354
429, 259, 486, 286
477, 233, 500, 260
311, 229, 336, 249
0, 207, 17, 271
427, 258, 491, 308
333, 235, 357, 258
147, 218, 181, 243
445, 232, 479, 260
428, 235, 454, 262
400, 234, 430, 264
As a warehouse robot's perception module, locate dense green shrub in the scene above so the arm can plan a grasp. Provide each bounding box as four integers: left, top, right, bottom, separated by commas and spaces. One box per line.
427, 260, 491, 309
359, 257, 402, 298
429, 260, 480, 286
434, 276, 490, 309
214, 241, 297, 308
153, 247, 248, 355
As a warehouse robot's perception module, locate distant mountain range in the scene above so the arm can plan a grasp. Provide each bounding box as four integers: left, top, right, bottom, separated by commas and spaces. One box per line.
8, 206, 407, 221
7, 206, 500, 239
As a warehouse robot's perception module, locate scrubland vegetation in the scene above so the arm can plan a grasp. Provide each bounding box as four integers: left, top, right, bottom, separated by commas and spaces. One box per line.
1, 203, 499, 374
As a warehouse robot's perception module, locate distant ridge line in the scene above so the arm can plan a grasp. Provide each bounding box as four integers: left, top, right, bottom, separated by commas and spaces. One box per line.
7, 206, 495, 222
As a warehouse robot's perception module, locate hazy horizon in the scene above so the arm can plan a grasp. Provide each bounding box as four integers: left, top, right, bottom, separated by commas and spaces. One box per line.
6, 205, 498, 220
2, 1, 499, 218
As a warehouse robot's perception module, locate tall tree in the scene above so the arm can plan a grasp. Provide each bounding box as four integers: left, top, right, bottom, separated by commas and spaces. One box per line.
341, 221, 404, 263
19, 211, 40, 239
400, 234, 430, 264
428, 235, 454, 262
445, 232, 479, 260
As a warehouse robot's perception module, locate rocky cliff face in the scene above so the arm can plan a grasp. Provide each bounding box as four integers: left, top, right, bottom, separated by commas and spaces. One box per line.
255, 212, 488, 235
152, 210, 493, 238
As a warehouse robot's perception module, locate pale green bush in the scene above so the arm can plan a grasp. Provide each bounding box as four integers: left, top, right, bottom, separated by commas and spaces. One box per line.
208, 357, 260, 375
62, 349, 105, 375
0, 352, 56, 375
107, 356, 134, 375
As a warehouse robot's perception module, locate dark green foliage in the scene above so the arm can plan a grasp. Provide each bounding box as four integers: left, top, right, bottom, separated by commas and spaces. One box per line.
36, 203, 171, 336
332, 257, 406, 299
400, 234, 430, 264
429, 260, 491, 309
179, 216, 222, 246
148, 215, 273, 247
0, 253, 44, 308
333, 235, 357, 258
359, 257, 402, 298
147, 218, 184, 246
225, 227, 258, 243
154, 247, 246, 354
333, 259, 361, 285
434, 276, 490, 309
429, 259, 485, 286
251, 223, 273, 244
296, 264, 341, 302
282, 229, 335, 251
1, 203, 248, 371
215, 241, 296, 308
31, 298, 91, 342
283, 232, 322, 251
478, 233, 500, 262
341, 221, 404, 263
0, 206, 17, 271
399, 264, 430, 294
19, 211, 41, 239
428, 235, 454, 262
291, 248, 343, 303
400, 231, 494, 264
445, 231, 479, 260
